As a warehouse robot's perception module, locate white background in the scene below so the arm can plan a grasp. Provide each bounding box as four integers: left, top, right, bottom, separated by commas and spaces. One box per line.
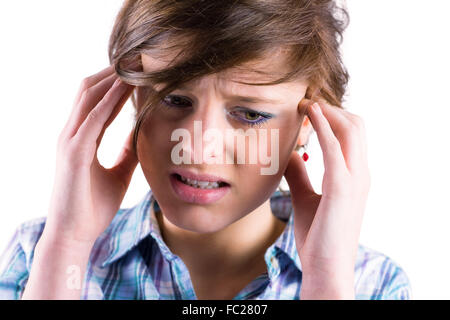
0, 1, 449, 299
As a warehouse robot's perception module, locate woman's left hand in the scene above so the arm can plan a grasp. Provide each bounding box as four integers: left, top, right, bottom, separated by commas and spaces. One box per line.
283, 99, 371, 299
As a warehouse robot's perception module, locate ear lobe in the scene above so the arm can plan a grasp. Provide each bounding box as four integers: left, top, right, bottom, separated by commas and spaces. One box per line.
296, 115, 313, 147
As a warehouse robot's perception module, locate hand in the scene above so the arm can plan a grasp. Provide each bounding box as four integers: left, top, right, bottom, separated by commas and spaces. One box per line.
43, 65, 138, 246
283, 98, 371, 299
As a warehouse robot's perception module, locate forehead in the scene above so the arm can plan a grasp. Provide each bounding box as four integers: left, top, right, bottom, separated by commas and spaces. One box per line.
140, 47, 307, 98
141, 46, 291, 81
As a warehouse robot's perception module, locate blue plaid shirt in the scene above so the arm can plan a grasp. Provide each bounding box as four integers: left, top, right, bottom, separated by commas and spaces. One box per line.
0, 189, 411, 299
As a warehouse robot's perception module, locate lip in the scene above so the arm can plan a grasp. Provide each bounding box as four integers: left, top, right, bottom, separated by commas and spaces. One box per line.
169, 168, 231, 185
169, 173, 231, 205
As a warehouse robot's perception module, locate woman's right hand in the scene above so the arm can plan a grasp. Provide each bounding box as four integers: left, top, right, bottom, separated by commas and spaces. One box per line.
43, 65, 138, 246
21, 66, 138, 299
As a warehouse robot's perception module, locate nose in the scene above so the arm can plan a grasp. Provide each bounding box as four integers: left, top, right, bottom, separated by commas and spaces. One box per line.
180, 103, 230, 165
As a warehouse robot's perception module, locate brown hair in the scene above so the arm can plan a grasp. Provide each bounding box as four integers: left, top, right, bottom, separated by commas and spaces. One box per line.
108, 0, 350, 153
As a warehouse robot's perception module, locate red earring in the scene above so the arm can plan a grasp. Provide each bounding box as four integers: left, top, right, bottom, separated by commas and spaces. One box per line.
299, 144, 309, 162
302, 151, 309, 162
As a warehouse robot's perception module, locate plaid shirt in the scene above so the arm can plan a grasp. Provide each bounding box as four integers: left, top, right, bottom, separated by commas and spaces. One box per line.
0, 189, 411, 299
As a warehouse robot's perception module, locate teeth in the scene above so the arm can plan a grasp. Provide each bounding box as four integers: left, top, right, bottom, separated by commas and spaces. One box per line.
179, 175, 221, 189
197, 181, 210, 188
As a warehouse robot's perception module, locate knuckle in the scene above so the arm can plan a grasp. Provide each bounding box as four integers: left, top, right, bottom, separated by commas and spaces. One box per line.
80, 87, 95, 103
87, 108, 99, 122
80, 77, 92, 92
346, 120, 361, 135
350, 115, 365, 131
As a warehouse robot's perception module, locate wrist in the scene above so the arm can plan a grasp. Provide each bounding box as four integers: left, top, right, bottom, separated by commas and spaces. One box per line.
23, 230, 95, 299
39, 226, 97, 252
301, 269, 355, 300
35, 230, 96, 265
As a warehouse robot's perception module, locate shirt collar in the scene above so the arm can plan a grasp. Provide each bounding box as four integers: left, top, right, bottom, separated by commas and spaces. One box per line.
100, 189, 302, 273
266, 192, 303, 274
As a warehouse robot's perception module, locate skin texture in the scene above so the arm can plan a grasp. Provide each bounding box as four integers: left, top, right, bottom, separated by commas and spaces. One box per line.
138, 53, 312, 299
22, 66, 139, 299
286, 99, 371, 299
22, 49, 370, 299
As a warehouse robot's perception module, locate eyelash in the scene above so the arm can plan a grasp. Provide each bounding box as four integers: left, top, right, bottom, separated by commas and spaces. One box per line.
161, 95, 273, 128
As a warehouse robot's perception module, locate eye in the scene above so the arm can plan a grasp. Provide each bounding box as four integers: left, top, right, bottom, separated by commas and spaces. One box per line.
244, 111, 260, 121
161, 96, 273, 128
161, 95, 192, 108
230, 108, 273, 128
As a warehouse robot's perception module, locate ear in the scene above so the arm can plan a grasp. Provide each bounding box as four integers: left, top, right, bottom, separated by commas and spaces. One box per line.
296, 114, 313, 147
295, 85, 318, 147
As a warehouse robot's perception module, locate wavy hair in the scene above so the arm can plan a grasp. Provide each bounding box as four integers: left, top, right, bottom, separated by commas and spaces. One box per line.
108, 0, 350, 153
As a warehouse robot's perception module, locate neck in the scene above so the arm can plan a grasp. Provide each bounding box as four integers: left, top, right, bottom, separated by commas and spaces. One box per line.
155, 199, 287, 279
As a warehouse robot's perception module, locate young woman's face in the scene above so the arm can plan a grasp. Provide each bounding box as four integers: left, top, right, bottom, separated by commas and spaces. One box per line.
136, 53, 310, 233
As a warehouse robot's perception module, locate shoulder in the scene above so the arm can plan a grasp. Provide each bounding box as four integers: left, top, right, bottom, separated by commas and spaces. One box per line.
14, 217, 46, 246
0, 217, 47, 299
0, 206, 134, 268
354, 244, 412, 299
0, 217, 47, 272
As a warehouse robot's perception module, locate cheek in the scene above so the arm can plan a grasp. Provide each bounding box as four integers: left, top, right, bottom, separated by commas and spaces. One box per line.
136, 115, 175, 174
235, 129, 293, 200
251, 119, 301, 176
230, 164, 281, 220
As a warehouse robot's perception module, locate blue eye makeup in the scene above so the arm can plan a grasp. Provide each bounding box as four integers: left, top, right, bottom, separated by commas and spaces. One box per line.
228, 107, 273, 128
161, 94, 274, 128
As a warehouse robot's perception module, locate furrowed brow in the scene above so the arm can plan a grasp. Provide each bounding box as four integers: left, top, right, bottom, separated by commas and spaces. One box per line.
230, 95, 283, 104
176, 83, 282, 104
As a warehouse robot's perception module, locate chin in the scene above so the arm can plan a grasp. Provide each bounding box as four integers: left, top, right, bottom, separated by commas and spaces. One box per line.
161, 204, 235, 234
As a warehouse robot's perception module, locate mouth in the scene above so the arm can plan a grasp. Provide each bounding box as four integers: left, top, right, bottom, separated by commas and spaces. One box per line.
169, 170, 231, 204
172, 173, 229, 189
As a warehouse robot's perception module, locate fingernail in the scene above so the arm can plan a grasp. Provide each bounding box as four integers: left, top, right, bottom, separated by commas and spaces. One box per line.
113, 78, 122, 87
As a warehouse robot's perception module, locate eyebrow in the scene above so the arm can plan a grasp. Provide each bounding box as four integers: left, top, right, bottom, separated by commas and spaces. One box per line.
230, 95, 283, 104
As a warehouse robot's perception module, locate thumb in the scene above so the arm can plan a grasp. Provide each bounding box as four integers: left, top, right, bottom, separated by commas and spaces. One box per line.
284, 151, 318, 252
286, 96, 317, 198
284, 151, 315, 202
111, 129, 139, 186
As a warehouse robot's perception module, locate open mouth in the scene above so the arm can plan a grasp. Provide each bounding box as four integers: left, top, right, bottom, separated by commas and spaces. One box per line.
172, 173, 229, 189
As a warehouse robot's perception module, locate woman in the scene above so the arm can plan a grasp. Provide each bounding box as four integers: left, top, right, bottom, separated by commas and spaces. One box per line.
0, 0, 411, 299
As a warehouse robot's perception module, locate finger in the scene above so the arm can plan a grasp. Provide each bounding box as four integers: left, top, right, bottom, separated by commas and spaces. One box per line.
74, 79, 133, 150
298, 97, 315, 117
96, 84, 135, 149
73, 65, 115, 107
315, 99, 366, 172
284, 152, 318, 250
110, 129, 139, 187
64, 73, 118, 139
64, 66, 115, 130
307, 103, 347, 172
284, 151, 315, 199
